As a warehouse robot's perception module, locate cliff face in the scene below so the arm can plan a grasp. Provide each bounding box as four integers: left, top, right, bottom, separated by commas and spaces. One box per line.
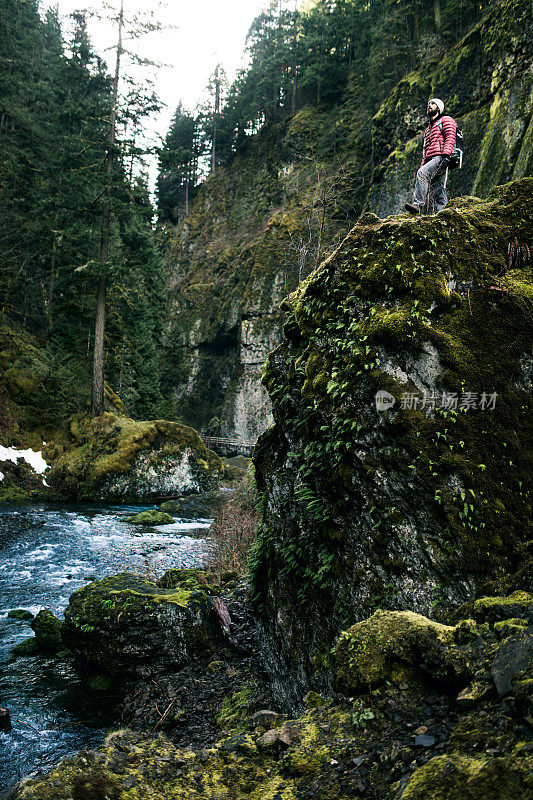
160, 0, 532, 441
251, 179, 532, 708
160, 121, 351, 441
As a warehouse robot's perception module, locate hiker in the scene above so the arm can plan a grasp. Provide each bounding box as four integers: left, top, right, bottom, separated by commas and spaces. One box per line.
405, 98, 457, 215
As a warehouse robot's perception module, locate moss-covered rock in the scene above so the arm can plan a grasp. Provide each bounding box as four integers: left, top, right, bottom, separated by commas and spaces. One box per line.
62, 572, 216, 680
47, 413, 223, 502
30, 609, 63, 653
157, 567, 221, 596
8, 609, 34, 621
471, 591, 533, 626
160, 488, 231, 518
398, 753, 533, 800
251, 178, 533, 708
335, 610, 466, 692
12, 637, 39, 656
123, 510, 175, 526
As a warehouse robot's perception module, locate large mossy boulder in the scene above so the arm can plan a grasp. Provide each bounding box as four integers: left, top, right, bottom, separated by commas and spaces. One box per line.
251, 179, 533, 708
334, 596, 533, 706
398, 753, 533, 800
47, 413, 223, 502
62, 572, 217, 679
334, 610, 467, 692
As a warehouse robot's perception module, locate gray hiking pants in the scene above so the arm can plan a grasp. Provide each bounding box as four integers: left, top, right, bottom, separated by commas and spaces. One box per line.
413, 156, 448, 211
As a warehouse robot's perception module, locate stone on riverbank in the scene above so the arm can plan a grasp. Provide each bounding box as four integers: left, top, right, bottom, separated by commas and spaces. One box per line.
47, 413, 223, 502
160, 489, 233, 518
334, 610, 466, 692
12, 609, 63, 656
62, 572, 217, 680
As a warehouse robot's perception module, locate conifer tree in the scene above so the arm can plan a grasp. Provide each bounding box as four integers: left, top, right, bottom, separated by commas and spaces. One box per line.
157, 103, 199, 222
91, 0, 124, 417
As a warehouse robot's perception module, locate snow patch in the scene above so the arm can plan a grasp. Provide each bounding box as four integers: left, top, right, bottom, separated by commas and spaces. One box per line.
0, 445, 49, 477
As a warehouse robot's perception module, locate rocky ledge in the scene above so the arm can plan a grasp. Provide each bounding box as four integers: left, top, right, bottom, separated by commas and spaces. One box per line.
10, 583, 533, 800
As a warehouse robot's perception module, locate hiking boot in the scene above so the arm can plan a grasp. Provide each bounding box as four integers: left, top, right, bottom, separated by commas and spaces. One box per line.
405, 202, 421, 215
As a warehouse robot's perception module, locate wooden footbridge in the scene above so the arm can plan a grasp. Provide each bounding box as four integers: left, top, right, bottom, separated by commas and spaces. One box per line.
201, 436, 255, 458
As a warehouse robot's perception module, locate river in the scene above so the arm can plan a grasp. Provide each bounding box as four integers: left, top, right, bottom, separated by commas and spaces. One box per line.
0, 503, 211, 793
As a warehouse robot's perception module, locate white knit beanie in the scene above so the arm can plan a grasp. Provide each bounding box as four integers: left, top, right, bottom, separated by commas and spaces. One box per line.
429, 98, 445, 114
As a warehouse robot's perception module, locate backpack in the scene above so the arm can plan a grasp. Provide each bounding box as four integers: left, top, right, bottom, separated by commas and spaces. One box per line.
438, 119, 464, 169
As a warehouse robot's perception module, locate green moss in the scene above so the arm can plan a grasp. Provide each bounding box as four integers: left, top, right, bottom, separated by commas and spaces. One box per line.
0, 486, 33, 503
47, 412, 223, 501
335, 610, 461, 692
472, 592, 532, 625
124, 510, 175, 525
86, 674, 115, 693
282, 722, 329, 776
157, 567, 220, 596
8, 609, 34, 621
493, 618, 528, 638
215, 684, 255, 732
399, 753, 533, 800
249, 777, 298, 800
31, 609, 63, 652
12, 637, 39, 656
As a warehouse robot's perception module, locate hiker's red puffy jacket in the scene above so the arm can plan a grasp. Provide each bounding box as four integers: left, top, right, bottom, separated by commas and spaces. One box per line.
421, 115, 457, 166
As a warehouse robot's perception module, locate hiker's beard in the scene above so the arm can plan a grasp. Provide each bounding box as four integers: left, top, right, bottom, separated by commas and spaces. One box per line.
427, 107, 439, 120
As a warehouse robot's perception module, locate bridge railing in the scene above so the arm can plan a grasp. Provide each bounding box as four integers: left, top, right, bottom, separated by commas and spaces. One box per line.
201, 435, 255, 457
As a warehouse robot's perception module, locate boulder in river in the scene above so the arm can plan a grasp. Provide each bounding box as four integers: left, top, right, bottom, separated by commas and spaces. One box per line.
8, 609, 34, 621
123, 510, 175, 526
30, 609, 63, 653
62, 571, 220, 680
47, 413, 223, 502
0, 706, 11, 732
12, 609, 63, 656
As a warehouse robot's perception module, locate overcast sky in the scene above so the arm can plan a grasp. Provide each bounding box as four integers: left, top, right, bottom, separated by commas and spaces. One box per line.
49, 0, 277, 162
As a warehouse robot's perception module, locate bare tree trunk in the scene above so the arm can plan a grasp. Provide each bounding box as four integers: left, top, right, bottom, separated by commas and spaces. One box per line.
211, 64, 220, 174
92, 0, 124, 417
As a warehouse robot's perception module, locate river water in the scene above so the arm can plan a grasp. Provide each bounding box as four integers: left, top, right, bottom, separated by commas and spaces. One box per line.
0, 503, 212, 794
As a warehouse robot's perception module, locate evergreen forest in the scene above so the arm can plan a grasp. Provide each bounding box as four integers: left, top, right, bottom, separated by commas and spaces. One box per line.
1, 0, 495, 430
